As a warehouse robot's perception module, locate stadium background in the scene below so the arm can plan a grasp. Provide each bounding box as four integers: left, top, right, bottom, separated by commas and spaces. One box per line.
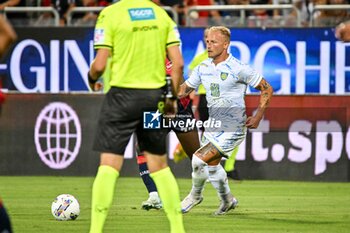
0, 27, 349, 181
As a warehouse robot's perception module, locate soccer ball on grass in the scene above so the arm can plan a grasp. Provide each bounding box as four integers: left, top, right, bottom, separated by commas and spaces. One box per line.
51, 194, 80, 221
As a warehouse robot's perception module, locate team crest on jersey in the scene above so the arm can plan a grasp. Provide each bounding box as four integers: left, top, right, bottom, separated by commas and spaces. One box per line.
128, 8, 155, 21
220, 72, 228, 81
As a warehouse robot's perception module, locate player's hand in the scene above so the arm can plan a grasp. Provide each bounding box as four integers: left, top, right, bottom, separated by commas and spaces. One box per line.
163, 98, 177, 118
88, 71, 98, 92
245, 115, 262, 129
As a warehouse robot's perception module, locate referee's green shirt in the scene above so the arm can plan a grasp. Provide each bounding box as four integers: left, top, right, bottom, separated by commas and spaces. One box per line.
93, 0, 181, 89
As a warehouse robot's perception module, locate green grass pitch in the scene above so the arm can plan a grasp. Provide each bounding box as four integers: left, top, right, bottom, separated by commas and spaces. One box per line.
1, 176, 350, 233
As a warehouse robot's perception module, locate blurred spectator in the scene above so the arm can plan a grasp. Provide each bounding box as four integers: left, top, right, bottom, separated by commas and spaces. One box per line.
287, 0, 313, 27
73, 0, 112, 26
271, 0, 299, 18
218, 0, 249, 27
0, 0, 27, 25
37, 0, 76, 26
185, 0, 222, 26
248, 0, 275, 26
313, 0, 350, 26
335, 20, 350, 41
249, 0, 273, 17
152, 0, 186, 25
36, 0, 112, 26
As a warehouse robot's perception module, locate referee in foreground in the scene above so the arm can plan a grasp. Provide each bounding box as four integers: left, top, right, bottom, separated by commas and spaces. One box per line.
87, 0, 185, 233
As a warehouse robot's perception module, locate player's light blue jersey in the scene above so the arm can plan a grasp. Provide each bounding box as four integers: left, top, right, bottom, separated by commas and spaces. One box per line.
185, 54, 263, 156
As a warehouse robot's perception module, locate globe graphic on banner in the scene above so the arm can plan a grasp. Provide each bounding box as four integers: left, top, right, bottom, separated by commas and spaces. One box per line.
34, 102, 82, 169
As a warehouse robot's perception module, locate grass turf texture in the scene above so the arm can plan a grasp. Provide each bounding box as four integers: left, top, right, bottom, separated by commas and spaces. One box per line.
1, 176, 350, 233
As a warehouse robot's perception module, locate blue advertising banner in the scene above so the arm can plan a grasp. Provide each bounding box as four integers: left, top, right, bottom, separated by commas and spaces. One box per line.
1, 27, 349, 94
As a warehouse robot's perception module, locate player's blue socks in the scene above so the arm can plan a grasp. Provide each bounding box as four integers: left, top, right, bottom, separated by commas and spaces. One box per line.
137, 155, 157, 193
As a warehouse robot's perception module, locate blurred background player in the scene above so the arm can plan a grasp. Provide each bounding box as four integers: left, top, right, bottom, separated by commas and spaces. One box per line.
0, 15, 16, 233
87, 0, 186, 232
139, 57, 200, 210
178, 26, 273, 215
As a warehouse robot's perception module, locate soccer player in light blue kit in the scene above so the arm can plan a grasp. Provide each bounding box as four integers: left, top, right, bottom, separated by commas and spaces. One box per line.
179, 26, 273, 215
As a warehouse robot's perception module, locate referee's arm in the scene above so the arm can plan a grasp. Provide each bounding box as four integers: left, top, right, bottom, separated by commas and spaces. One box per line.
88, 48, 110, 90
166, 45, 184, 97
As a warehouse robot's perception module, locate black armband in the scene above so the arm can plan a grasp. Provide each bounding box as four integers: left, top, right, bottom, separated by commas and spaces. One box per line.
88, 71, 97, 85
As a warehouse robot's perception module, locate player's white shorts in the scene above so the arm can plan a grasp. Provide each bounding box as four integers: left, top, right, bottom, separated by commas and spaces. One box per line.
201, 129, 246, 158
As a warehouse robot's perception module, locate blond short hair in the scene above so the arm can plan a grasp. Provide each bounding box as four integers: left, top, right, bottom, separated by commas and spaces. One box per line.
208, 26, 231, 42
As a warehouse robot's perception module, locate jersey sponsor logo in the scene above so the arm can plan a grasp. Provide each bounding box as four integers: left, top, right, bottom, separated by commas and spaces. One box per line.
220, 72, 228, 81
94, 29, 105, 44
128, 8, 155, 21
210, 83, 220, 97
132, 25, 158, 32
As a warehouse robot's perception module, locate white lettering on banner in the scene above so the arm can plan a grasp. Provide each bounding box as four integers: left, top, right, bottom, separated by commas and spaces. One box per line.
347, 127, 350, 160
230, 41, 252, 94
51, 40, 60, 93
335, 42, 350, 94
236, 119, 349, 176
315, 121, 343, 175
253, 41, 291, 95
235, 138, 246, 161
63, 41, 90, 92
230, 41, 251, 64
194, 39, 206, 57
9, 39, 92, 93
193, 40, 349, 94
6, 37, 349, 93
168, 131, 180, 160
296, 41, 330, 94
11, 39, 46, 92
251, 118, 270, 161
271, 143, 285, 162
124, 135, 135, 159
288, 120, 312, 163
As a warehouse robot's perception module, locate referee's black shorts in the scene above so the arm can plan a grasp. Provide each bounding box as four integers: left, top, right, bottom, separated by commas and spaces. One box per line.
93, 87, 168, 155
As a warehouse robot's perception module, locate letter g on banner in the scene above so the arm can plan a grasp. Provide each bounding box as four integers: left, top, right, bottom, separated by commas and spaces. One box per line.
34, 102, 82, 169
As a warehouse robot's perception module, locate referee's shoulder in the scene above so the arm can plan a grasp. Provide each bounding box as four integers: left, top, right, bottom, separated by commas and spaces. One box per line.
100, 1, 120, 14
